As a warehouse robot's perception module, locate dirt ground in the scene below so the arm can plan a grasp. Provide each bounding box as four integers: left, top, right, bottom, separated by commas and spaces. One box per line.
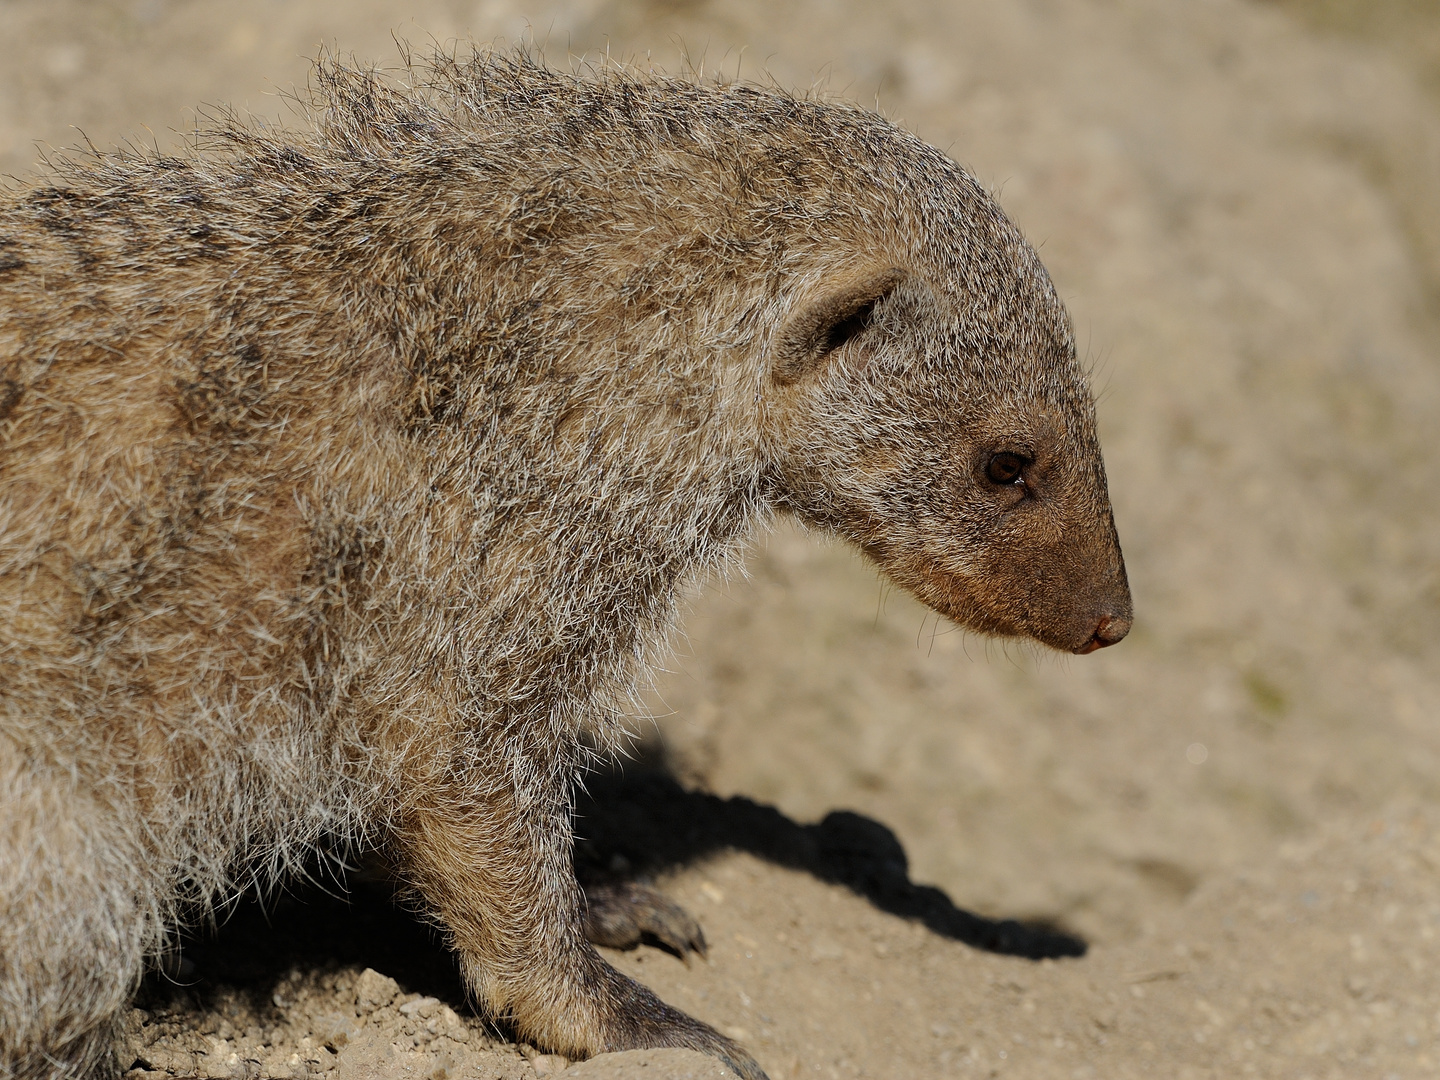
4, 0, 1440, 1077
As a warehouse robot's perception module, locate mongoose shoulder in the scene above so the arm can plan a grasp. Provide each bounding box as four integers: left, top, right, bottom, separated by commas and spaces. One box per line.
0, 49, 1130, 1080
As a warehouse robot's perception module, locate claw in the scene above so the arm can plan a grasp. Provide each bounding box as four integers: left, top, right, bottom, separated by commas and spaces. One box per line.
582, 881, 708, 961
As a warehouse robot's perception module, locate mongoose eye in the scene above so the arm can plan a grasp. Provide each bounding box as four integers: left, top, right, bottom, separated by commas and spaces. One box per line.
985, 452, 1028, 486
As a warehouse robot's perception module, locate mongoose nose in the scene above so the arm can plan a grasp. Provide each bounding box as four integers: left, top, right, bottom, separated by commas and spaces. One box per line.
1074, 613, 1131, 655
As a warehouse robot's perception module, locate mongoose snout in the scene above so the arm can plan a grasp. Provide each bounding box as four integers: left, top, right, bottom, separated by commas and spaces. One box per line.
1077, 611, 1132, 654
0, 49, 1130, 1080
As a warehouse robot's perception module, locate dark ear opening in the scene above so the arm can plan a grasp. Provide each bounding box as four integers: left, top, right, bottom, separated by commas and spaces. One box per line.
771, 266, 905, 384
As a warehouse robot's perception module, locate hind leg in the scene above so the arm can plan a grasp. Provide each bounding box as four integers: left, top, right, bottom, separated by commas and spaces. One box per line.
0, 749, 151, 1080
396, 766, 765, 1080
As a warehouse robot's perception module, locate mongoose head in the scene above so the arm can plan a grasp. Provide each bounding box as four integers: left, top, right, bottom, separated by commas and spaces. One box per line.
761, 169, 1132, 655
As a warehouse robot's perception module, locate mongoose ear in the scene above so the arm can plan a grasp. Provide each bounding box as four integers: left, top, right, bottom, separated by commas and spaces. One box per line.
771, 265, 906, 384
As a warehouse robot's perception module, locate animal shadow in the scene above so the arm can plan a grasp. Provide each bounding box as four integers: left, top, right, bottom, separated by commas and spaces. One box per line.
574, 762, 1086, 961
138, 869, 471, 1010
141, 759, 1083, 1013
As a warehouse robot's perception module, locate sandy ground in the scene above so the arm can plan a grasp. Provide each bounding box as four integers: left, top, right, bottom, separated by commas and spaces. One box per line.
4, 0, 1440, 1077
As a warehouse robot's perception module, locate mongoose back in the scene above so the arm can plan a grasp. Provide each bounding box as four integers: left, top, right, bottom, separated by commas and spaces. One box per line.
0, 49, 1131, 1080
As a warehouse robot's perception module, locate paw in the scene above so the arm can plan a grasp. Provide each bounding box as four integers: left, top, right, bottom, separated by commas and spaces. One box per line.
591, 963, 767, 1080
581, 881, 707, 959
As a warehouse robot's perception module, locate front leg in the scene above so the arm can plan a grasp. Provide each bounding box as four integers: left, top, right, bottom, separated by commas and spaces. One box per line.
394, 764, 765, 1080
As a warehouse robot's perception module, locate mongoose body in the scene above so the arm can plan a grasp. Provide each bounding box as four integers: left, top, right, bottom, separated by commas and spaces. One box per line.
0, 52, 1130, 1080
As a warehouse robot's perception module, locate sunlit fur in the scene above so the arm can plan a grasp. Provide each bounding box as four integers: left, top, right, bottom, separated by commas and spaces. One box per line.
0, 47, 1128, 1080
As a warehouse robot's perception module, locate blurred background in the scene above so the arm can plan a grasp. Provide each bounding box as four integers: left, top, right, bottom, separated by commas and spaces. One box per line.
6, 1, 1440, 1076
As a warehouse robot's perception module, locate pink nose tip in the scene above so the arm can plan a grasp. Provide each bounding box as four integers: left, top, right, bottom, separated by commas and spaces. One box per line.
1074, 614, 1131, 655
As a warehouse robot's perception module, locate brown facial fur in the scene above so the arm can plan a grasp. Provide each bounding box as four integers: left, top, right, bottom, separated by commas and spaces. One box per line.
0, 48, 1129, 1080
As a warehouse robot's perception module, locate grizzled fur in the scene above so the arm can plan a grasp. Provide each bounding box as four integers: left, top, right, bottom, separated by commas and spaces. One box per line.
0, 49, 1130, 1080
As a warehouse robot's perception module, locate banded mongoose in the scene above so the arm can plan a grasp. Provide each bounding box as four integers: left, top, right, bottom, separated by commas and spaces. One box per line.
0, 49, 1132, 1080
